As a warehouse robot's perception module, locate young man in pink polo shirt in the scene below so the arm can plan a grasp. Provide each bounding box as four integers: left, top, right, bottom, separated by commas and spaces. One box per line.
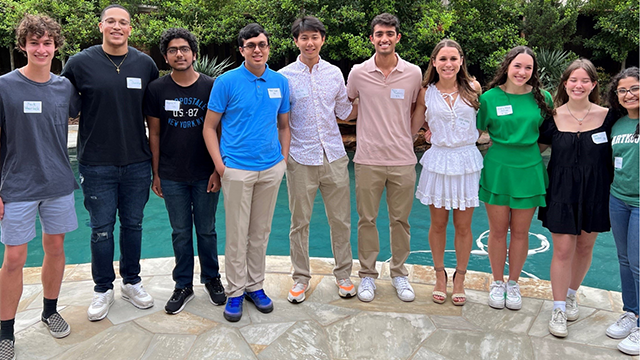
346, 13, 423, 303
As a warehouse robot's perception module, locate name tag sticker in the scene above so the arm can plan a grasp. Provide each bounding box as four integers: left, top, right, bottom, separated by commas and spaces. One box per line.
268, 88, 282, 99
496, 105, 513, 116
127, 77, 142, 89
615, 157, 623, 169
294, 88, 308, 99
390, 89, 405, 99
455, 117, 471, 129
164, 100, 180, 111
23, 101, 42, 113
591, 131, 608, 144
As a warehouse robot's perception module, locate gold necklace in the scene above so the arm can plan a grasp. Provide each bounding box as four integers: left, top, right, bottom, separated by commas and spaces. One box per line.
567, 102, 592, 125
103, 51, 128, 74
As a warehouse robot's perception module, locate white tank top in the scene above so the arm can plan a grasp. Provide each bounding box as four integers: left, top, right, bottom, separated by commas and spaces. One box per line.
424, 83, 478, 148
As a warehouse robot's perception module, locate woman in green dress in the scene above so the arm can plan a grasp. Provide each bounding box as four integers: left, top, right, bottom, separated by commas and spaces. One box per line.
476, 46, 553, 310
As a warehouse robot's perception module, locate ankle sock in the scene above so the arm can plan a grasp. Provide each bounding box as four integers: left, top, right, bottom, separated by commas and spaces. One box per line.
507, 280, 517, 287
567, 288, 577, 297
0, 319, 15, 342
553, 301, 566, 312
42, 297, 58, 319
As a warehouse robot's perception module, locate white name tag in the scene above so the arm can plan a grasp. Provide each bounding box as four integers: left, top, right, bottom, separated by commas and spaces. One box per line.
591, 131, 608, 144
127, 77, 142, 89
164, 100, 180, 111
390, 89, 405, 99
615, 157, 623, 169
456, 117, 471, 129
294, 88, 308, 99
268, 88, 282, 99
23, 101, 42, 113
496, 105, 513, 116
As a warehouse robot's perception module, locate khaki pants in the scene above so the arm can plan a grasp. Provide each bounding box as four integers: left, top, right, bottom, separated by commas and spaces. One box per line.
221, 160, 286, 297
355, 164, 415, 278
287, 154, 352, 284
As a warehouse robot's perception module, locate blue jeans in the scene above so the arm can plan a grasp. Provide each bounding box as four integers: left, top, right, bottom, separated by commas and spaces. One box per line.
161, 178, 221, 289
610, 194, 639, 322
79, 160, 151, 292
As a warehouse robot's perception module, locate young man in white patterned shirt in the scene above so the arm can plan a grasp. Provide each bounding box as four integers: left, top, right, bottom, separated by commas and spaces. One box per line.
279, 16, 358, 303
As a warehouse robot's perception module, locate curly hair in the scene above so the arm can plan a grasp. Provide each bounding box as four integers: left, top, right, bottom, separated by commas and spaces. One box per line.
16, 14, 64, 54
422, 39, 479, 110
487, 46, 553, 117
607, 66, 639, 117
159, 28, 198, 57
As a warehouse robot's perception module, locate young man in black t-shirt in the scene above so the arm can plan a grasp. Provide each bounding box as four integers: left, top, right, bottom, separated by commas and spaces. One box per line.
143, 28, 227, 314
61, 4, 159, 321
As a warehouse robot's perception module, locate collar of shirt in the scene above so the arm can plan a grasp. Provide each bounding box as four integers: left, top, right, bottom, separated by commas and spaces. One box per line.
240, 61, 270, 82
364, 53, 406, 74
293, 55, 327, 73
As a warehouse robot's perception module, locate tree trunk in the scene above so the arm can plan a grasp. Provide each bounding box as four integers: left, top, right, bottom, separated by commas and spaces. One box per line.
61, 56, 66, 69
621, 57, 626, 70
9, 48, 14, 71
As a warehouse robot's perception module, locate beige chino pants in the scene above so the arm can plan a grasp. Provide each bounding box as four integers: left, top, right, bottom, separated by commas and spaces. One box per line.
287, 154, 352, 284
221, 160, 286, 297
355, 164, 416, 279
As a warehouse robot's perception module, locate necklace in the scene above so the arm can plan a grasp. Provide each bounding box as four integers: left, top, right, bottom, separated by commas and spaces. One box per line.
103, 51, 128, 74
567, 102, 592, 125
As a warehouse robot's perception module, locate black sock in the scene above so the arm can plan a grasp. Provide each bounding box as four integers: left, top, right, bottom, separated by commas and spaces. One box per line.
0, 319, 14, 342
42, 297, 58, 319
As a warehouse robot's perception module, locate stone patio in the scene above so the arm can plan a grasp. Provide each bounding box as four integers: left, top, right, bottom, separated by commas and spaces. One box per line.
14, 256, 633, 359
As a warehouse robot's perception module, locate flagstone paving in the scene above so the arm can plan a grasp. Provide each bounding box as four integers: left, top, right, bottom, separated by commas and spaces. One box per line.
14, 256, 633, 359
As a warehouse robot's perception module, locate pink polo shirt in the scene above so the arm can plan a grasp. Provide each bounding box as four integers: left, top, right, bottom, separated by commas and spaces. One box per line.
347, 54, 422, 166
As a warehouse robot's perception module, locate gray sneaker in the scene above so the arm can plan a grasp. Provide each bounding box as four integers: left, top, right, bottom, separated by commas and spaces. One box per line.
41, 312, 71, 339
0, 339, 15, 360
121, 282, 154, 309
87, 289, 115, 321
565, 293, 579, 321
548, 308, 568, 338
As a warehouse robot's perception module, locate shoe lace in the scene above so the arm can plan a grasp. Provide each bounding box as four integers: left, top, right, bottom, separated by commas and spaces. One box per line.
252, 290, 268, 300
291, 282, 306, 292
229, 296, 244, 306
617, 313, 636, 328
131, 283, 149, 297
92, 292, 108, 306
566, 294, 577, 307
394, 276, 410, 291
551, 309, 566, 323
361, 277, 375, 290
209, 279, 224, 292
337, 278, 353, 287
490, 282, 503, 293
170, 289, 185, 301
507, 283, 520, 297
628, 327, 640, 342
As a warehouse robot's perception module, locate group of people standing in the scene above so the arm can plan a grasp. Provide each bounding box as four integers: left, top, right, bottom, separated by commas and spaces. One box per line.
0, 5, 637, 360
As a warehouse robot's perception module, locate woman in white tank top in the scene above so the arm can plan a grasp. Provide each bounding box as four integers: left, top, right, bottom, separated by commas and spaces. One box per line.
412, 39, 483, 306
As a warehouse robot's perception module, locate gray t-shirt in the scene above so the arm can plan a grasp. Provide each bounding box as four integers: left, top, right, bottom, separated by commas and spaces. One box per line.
0, 70, 80, 202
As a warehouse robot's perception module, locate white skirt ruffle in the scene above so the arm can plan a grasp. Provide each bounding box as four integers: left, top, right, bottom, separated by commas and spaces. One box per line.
416, 145, 482, 210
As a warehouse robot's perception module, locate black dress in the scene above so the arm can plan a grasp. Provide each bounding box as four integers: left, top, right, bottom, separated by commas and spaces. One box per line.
537, 109, 616, 235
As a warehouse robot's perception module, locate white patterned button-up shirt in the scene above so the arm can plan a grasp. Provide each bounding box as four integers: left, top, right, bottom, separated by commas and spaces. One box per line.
279, 56, 352, 165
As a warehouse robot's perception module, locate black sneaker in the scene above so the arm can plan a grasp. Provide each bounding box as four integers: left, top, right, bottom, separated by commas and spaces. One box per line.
0, 339, 15, 360
165, 287, 194, 314
204, 278, 227, 305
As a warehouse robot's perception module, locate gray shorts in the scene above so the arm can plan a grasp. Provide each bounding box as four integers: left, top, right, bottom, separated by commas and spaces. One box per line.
1, 192, 78, 246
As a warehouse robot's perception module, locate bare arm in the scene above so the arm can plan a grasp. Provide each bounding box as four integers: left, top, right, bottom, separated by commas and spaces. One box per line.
539, 143, 550, 153
473, 80, 483, 96
203, 110, 225, 176
342, 103, 358, 121
146, 116, 162, 198
411, 88, 427, 135
278, 112, 291, 160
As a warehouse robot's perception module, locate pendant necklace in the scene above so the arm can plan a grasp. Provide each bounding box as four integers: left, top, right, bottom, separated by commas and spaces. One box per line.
567, 102, 592, 126
104, 50, 128, 74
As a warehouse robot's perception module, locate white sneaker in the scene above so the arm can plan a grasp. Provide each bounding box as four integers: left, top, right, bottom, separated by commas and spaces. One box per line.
87, 289, 114, 321
488, 281, 506, 309
565, 293, 579, 321
392, 276, 415, 302
548, 308, 568, 338
357, 277, 376, 302
287, 282, 308, 303
121, 282, 154, 309
618, 327, 640, 356
505, 281, 522, 310
607, 312, 638, 339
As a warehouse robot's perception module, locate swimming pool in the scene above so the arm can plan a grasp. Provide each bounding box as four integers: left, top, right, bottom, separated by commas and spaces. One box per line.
5, 149, 621, 291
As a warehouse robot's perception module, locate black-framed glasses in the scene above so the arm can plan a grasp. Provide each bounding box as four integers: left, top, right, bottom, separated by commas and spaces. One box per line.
615, 86, 640, 96
242, 42, 269, 50
167, 46, 192, 55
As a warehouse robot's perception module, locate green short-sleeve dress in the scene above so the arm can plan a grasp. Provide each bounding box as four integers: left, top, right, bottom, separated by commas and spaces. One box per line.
476, 87, 553, 209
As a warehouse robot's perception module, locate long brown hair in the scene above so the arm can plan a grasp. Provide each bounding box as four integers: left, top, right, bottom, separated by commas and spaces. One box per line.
422, 39, 479, 110
487, 46, 553, 117
554, 59, 600, 107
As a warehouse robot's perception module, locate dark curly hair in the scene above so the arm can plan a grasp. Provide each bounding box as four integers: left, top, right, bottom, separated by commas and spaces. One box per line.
16, 14, 64, 54
238, 23, 269, 48
607, 66, 639, 117
159, 27, 198, 57
487, 46, 553, 118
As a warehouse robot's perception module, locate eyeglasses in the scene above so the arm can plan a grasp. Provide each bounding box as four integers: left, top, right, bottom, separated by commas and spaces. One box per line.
102, 18, 130, 27
242, 42, 269, 50
167, 46, 192, 55
615, 86, 639, 96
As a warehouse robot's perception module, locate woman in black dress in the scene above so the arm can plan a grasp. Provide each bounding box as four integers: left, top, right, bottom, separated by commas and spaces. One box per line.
538, 59, 613, 338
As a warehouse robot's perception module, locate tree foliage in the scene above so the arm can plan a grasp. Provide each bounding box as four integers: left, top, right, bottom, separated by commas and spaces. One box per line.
521, 0, 581, 51
583, 0, 639, 66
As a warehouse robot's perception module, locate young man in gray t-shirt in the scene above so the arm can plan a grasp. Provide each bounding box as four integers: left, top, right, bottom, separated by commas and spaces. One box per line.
0, 15, 80, 359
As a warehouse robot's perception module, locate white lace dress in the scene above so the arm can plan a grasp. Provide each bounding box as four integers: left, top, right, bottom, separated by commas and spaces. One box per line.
415, 84, 483, 210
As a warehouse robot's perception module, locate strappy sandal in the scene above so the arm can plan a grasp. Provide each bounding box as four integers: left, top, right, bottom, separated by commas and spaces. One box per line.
432, 267, 447, 304
452, 269, 467, 306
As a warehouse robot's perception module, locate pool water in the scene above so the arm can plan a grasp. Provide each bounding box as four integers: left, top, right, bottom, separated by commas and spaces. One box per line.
4, 150, 622, 291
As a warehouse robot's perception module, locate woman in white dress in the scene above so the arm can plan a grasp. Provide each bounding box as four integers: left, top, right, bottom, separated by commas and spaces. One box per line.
412, 39, 483, 305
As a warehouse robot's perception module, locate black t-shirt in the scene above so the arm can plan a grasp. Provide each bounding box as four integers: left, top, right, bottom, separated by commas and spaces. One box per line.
62, 45, 159, 166
143, 74, 215, 182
